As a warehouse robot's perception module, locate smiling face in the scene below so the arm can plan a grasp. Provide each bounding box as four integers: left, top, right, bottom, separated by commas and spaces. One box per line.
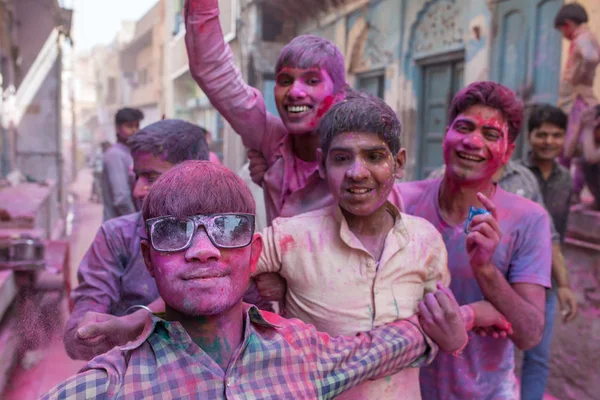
319, 132, 405, 216
142, 229, 262, 316
275, 67, 340, 135
443, 104, 515, 184
132, 151, 176, 202
529, 122, 565, 162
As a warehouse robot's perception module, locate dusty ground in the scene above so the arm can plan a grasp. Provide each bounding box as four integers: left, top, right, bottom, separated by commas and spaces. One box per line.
2, 169, 100, 399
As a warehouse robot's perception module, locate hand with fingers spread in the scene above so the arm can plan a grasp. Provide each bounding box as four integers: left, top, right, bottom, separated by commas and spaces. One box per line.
74, 310, 149, 359
418, 283, 468, 353
466, 192, 502, 273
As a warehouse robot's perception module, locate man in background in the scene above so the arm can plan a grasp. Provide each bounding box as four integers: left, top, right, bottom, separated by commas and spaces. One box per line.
102, 107, 144, 221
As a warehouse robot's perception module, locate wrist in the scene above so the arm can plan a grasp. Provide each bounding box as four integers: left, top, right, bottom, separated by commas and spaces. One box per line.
460, 305, 475, 331
473, 263, 496, 280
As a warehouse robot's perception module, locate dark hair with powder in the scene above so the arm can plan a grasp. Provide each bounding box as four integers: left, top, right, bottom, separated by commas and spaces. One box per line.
448, 81, 524, 143
318, 91, 402, 156
554, 3, 588, 27
115, 107, 144, 126
528, 104, 568, 134
142, 161, 255, 220
276, 35, 346, 93
128, 119, 210, 165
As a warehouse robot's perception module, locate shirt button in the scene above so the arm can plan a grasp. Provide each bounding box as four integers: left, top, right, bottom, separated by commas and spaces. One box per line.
367, 260, 374, 268
226, 378, 234, 387
374, 289, 379, 295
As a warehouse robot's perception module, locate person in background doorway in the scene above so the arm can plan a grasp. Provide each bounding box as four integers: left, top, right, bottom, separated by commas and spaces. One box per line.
520, 104, 578, 400
102, 108, 144, 221
566, 105, 600, 210
554, 2, 600, 203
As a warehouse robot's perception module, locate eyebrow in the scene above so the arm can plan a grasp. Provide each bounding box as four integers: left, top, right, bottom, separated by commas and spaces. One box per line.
329, 145, 389, 153
134, 169, 159, 175
454, 118, 502, 133
276, 68, 322, 77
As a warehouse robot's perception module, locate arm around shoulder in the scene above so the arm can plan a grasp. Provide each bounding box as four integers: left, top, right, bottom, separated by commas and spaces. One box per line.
309, 315, 435, 398
184, 0, 285, 155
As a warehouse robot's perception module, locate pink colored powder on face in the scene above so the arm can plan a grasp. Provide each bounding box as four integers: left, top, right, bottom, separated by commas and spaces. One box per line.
443, 105, 512, 183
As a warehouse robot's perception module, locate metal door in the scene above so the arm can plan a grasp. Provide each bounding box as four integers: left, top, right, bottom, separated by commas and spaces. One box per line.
418, 59, 464, 179
491, 0, 564, 159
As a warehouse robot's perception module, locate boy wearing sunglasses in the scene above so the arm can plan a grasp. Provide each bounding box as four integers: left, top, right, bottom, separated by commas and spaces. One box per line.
64, 120, 211, 360
43, 160, 506, 399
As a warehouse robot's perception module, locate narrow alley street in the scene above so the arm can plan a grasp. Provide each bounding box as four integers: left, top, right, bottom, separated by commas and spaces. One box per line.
1, 169, 100, 399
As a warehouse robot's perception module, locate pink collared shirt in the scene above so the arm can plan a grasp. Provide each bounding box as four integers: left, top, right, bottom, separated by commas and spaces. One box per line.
185, 0, 404, 225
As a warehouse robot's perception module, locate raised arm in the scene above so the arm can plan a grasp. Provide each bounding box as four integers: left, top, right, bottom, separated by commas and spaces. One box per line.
184, 0, 286, 157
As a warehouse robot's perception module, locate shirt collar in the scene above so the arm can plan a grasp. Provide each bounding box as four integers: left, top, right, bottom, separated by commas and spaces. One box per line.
524, 151, 560, 178
334, 201, 409, 252
499, 160, 519, 180
119, 304, 278, 352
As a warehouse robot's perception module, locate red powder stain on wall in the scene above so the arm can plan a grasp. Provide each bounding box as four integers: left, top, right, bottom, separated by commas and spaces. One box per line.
280, 235, 296, 252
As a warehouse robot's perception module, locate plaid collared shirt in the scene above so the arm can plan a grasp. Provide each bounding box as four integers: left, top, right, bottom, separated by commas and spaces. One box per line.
43, 305, 435, 399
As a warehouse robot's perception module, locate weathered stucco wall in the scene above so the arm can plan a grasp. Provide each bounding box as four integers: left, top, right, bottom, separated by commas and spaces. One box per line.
295, 0, 493, 179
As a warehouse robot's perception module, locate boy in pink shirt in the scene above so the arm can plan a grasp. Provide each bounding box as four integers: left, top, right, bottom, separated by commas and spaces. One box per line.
184, 0, 402, 225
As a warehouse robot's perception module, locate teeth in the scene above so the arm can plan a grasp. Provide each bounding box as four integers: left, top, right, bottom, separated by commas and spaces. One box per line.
459, 153, 484, 162
349, 188, 370, 194
288, 105, 310, 113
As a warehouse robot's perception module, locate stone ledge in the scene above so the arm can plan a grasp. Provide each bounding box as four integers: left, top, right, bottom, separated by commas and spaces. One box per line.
567, 207, 600, 244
